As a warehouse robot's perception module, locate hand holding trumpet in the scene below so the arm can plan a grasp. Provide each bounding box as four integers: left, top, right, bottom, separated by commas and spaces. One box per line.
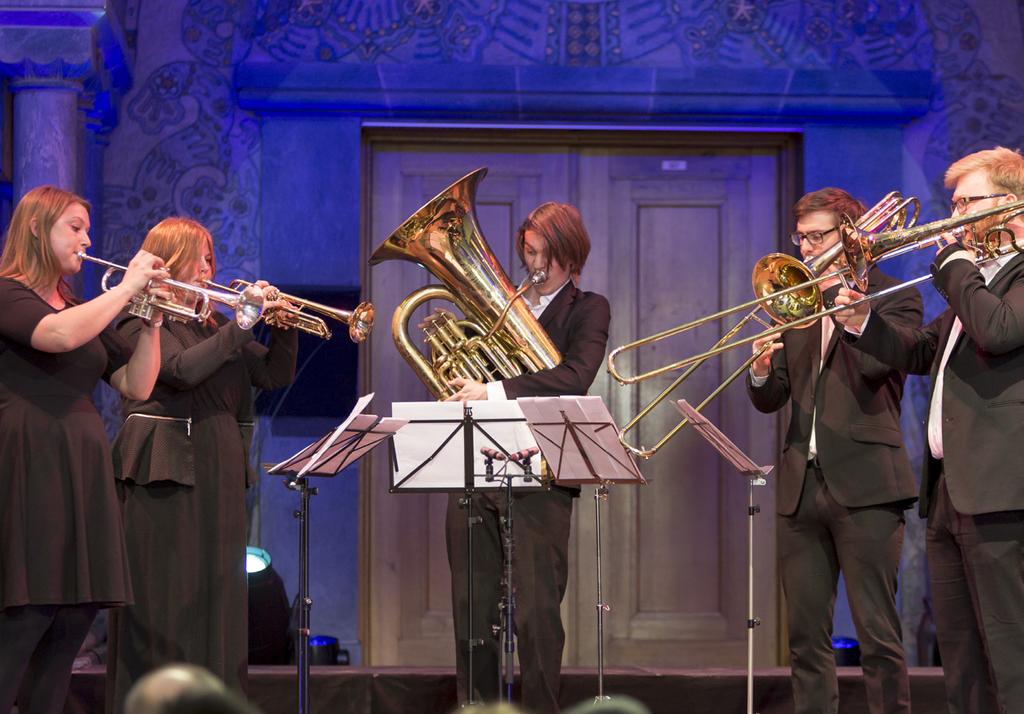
114, 250, 169, 298
255, 281, 298, 326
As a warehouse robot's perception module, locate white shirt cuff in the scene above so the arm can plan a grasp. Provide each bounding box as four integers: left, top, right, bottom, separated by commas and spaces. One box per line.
843, 309, 870, 337
749, 369, 769, 387
486, 380, 507, 401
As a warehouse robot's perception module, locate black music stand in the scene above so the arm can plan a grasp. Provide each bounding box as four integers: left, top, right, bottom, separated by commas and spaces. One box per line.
516, 395, 646, 702
268, 394, 406, 714
675, 399, 772, 714
389, 400, 541, 706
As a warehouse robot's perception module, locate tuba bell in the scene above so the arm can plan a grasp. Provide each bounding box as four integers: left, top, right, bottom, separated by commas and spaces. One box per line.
369, 168, 561, 399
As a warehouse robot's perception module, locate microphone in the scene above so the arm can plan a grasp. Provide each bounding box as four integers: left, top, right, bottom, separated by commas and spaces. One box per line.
480, 447, 507, 461
507, 447, 539, 463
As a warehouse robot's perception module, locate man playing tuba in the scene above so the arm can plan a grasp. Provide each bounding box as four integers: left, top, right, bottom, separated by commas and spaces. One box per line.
445, 202, 610, 714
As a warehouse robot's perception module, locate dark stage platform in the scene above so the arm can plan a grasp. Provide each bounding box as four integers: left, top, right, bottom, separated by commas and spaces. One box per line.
68, 665, 948, 713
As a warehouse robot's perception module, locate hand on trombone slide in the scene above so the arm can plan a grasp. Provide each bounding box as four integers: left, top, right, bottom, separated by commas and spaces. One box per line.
750, 335, 783, 379
833, 287, 869, 333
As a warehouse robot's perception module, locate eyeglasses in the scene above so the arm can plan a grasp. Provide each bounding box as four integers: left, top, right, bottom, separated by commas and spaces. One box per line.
790, 226, 838, 247
950, 193, 1008, 215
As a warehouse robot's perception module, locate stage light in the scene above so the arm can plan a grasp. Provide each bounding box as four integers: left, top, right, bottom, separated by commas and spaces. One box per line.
246, 546, 272, 574
308, 635, 351, 666
832, 636, 861, 667
247, 546, 291, 665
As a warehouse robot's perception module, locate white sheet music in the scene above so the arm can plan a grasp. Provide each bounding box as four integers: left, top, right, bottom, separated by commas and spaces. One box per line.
298, 393, 378, 477
390, 400, 542, 490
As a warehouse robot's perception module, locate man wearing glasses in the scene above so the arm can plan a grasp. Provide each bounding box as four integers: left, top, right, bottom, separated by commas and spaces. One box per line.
747, 188, 923, 714
835, 147, 1024, 714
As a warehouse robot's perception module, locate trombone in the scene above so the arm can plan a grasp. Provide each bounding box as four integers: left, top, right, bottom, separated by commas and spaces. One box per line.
606, 193, 1024, 459
204, 279, 374, 342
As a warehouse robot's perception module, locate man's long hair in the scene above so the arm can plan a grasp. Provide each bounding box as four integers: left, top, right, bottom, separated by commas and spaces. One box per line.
515, 202, 591, 282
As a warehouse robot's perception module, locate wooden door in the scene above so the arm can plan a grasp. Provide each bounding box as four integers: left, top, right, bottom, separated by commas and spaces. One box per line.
573, 149, 779, 666
362, 136, 786, 668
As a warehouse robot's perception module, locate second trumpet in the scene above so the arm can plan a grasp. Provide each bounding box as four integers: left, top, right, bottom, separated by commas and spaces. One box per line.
204, 279, 374, 342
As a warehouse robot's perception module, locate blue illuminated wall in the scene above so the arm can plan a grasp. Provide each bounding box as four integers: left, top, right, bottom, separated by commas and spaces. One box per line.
3, 0, 1022, 666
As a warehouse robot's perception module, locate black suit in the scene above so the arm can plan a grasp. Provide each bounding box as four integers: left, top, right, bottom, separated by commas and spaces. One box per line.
748, 266, 922, 714
848, 247, 1024, 714
446, 282, 610, 714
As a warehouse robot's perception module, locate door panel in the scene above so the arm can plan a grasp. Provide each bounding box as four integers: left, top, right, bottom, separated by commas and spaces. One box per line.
363, 139, 782, 668
576, 149, 779, 666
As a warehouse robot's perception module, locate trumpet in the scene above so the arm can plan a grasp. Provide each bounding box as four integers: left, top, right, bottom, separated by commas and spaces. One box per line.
198, 281, 265, 329
77, 252, 265, 328
77, 252, 210, 323
204, 279, 374, 342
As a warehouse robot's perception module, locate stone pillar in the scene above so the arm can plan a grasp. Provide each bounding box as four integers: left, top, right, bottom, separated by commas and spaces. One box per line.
11, 78, 82, 197
1, 0, 133, 202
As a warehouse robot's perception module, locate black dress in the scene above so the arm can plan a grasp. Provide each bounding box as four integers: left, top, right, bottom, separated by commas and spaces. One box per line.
0, 277, 133, 610
106, 312, 296, 710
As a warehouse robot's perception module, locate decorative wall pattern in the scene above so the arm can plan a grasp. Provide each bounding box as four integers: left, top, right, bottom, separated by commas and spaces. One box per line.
105, 0, 1023, 246
103, 11, 260, 277
239, 0, 939, 68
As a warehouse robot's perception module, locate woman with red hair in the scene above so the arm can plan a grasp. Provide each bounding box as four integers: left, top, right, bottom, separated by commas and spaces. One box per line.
106, 217, 297, 709
0, 185, 166, 713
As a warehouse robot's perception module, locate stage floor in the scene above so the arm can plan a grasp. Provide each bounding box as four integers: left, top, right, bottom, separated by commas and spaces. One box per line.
68, 665, 949, 713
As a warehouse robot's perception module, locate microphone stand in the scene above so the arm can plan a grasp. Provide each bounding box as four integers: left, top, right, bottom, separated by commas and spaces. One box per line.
483, 447, 537, 704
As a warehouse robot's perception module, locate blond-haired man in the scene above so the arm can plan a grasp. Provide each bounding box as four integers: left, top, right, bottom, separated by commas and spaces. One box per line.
835, 146, 1024, 714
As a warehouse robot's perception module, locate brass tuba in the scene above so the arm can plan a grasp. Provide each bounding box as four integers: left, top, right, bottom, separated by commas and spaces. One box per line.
369, 168, 561, 399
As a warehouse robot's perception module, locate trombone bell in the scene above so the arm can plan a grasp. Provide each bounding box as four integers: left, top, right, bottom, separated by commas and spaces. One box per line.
752, 254, 821, 327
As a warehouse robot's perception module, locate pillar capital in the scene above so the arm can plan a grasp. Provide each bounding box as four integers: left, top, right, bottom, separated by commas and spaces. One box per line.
0, 0, 133, 127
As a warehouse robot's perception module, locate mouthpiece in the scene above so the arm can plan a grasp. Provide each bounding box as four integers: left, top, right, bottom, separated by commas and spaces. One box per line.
529, 270, 547, 285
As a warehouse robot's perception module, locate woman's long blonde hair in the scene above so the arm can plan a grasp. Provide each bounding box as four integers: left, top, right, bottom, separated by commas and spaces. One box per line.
0, 185, 91, 300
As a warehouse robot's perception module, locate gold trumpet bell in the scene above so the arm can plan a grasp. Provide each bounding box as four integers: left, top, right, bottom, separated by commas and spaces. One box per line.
752, 253, 821, 326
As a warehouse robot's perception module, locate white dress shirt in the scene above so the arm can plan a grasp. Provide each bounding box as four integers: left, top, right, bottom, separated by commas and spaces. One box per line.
485, 279, 571, 401
927, 252, 1014, 458
748, 317, 832, 460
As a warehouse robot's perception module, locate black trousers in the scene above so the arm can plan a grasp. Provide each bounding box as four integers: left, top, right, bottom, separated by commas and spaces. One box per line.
0, 604, 98, 714
928, 475, 1024, 714
445, 487, 573, 714
779, 464, 910, 714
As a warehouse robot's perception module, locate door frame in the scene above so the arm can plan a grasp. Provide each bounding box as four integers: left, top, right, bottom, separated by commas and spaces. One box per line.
357, 126, 803, 665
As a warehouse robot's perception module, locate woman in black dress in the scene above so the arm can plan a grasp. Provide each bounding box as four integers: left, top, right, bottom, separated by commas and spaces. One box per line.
106, 217, 297, 709
0, 185, 167, 714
